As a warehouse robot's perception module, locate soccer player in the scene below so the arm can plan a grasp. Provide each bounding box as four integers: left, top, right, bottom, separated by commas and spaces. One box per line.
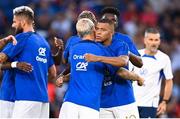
0, 6, 56, 118
85, 19, 140, 118
101, 7, 142, 67
59, 18, 116, 119
132, 28, 173, 118
0, 34, 33, 118
62, 10, 97, 64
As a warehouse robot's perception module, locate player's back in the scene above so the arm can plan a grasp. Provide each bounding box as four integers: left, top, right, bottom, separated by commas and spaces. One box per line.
16, 32, 53, 102
64, 40, 106, 111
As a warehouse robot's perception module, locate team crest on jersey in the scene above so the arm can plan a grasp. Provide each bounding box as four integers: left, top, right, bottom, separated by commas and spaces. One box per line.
76, 62, 88, 71
38, 47, 46, 56
36, 47, 47, 63
139, 68, 148, 75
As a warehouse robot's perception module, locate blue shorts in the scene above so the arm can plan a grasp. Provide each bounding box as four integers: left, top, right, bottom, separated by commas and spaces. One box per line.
138, 106, 157, 118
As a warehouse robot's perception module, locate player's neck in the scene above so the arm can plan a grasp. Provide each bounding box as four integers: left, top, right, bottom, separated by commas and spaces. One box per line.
144, 49, 157, 56
103, 38, 112, 46
23, 25, 35, 33
82, 35, 95, 41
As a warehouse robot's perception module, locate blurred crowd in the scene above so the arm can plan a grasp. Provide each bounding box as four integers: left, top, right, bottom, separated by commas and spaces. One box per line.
0, 0, 180, 118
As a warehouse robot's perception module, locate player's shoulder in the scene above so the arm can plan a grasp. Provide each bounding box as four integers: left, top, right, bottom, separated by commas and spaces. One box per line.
157, 50, 170, 60
138, 49, 145, 55
15, 31, 33, 40
113, 32, 132, 42
67, 35, 81, 42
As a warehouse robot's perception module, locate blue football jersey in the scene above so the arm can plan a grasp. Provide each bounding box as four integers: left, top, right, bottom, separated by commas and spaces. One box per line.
113, 32, 140, 56
2, 32, 54, 102
64, 40, 112, 111
100, 37, 136, 108
63, 35, 81, 62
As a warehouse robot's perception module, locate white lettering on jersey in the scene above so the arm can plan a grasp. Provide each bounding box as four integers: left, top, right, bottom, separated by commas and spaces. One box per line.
36, 56, 47, 63
73, 54, 85, 60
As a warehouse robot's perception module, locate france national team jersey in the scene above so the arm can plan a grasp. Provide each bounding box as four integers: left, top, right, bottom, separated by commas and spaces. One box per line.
63, 40, 113, 111
63, 35, 81, 61
100, 37, 136, 108
132, 49, 173, 107
0, 69, 15, 102
2, 32, 54, 102
113, 32, 140, 56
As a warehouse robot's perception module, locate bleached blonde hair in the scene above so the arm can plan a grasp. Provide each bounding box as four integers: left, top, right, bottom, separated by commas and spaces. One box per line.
13, 6, 34, 23
76, 18, 95, 37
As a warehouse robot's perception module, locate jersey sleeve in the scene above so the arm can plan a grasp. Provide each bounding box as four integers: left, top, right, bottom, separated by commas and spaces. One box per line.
63, 36, 74, 61
163, 56, 173, 80
2, 34, 28, 60
125, 36, 140, 56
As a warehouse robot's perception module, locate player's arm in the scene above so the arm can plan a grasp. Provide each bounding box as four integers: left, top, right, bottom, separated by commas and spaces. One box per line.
0, 53, 8, 63
129, 52, 143, 68
52, 37, 64, 65
0, 62, 32, 72
48, 64, 57, 81
0, 35, 17, 51
85, 54, 129, 67
157, 79, 173, 116
56, 65, 70, 87
116, 67, 144, 86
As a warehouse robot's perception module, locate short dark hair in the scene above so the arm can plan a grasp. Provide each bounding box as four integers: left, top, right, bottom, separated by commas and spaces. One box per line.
13, 6, 34, 23
145, 28, 159, 34
101, 7, 120, 18
99, 18, 114, 26
145, 28, 160, 37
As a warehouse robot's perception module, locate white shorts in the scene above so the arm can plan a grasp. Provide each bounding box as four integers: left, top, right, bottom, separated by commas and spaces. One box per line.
0, 100, 14, 118
100, 102, 139, 119
12, 101, 49, 118
59, 101, 99, 119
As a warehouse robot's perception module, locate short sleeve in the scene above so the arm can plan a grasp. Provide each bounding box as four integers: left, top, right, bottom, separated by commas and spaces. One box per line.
163, 56, 173, 80
124, 36, 140, 56
2, 33, 30, 60
63, 37, 72, 61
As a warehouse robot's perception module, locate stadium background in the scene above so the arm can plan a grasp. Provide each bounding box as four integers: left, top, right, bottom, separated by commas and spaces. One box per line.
0, 0, 179, 118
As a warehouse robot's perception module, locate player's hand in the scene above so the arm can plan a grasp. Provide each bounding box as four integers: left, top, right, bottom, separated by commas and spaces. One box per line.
17, 62, 33, 72
54, 37, 64, 50
4, 35, 17, 45
56, 76, 64, 87
157, 101, 167, 116
137, 76, 145, 86
84, 53, 99, 62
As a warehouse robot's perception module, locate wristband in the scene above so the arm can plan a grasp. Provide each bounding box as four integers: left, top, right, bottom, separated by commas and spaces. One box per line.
11, 61, 18, 68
